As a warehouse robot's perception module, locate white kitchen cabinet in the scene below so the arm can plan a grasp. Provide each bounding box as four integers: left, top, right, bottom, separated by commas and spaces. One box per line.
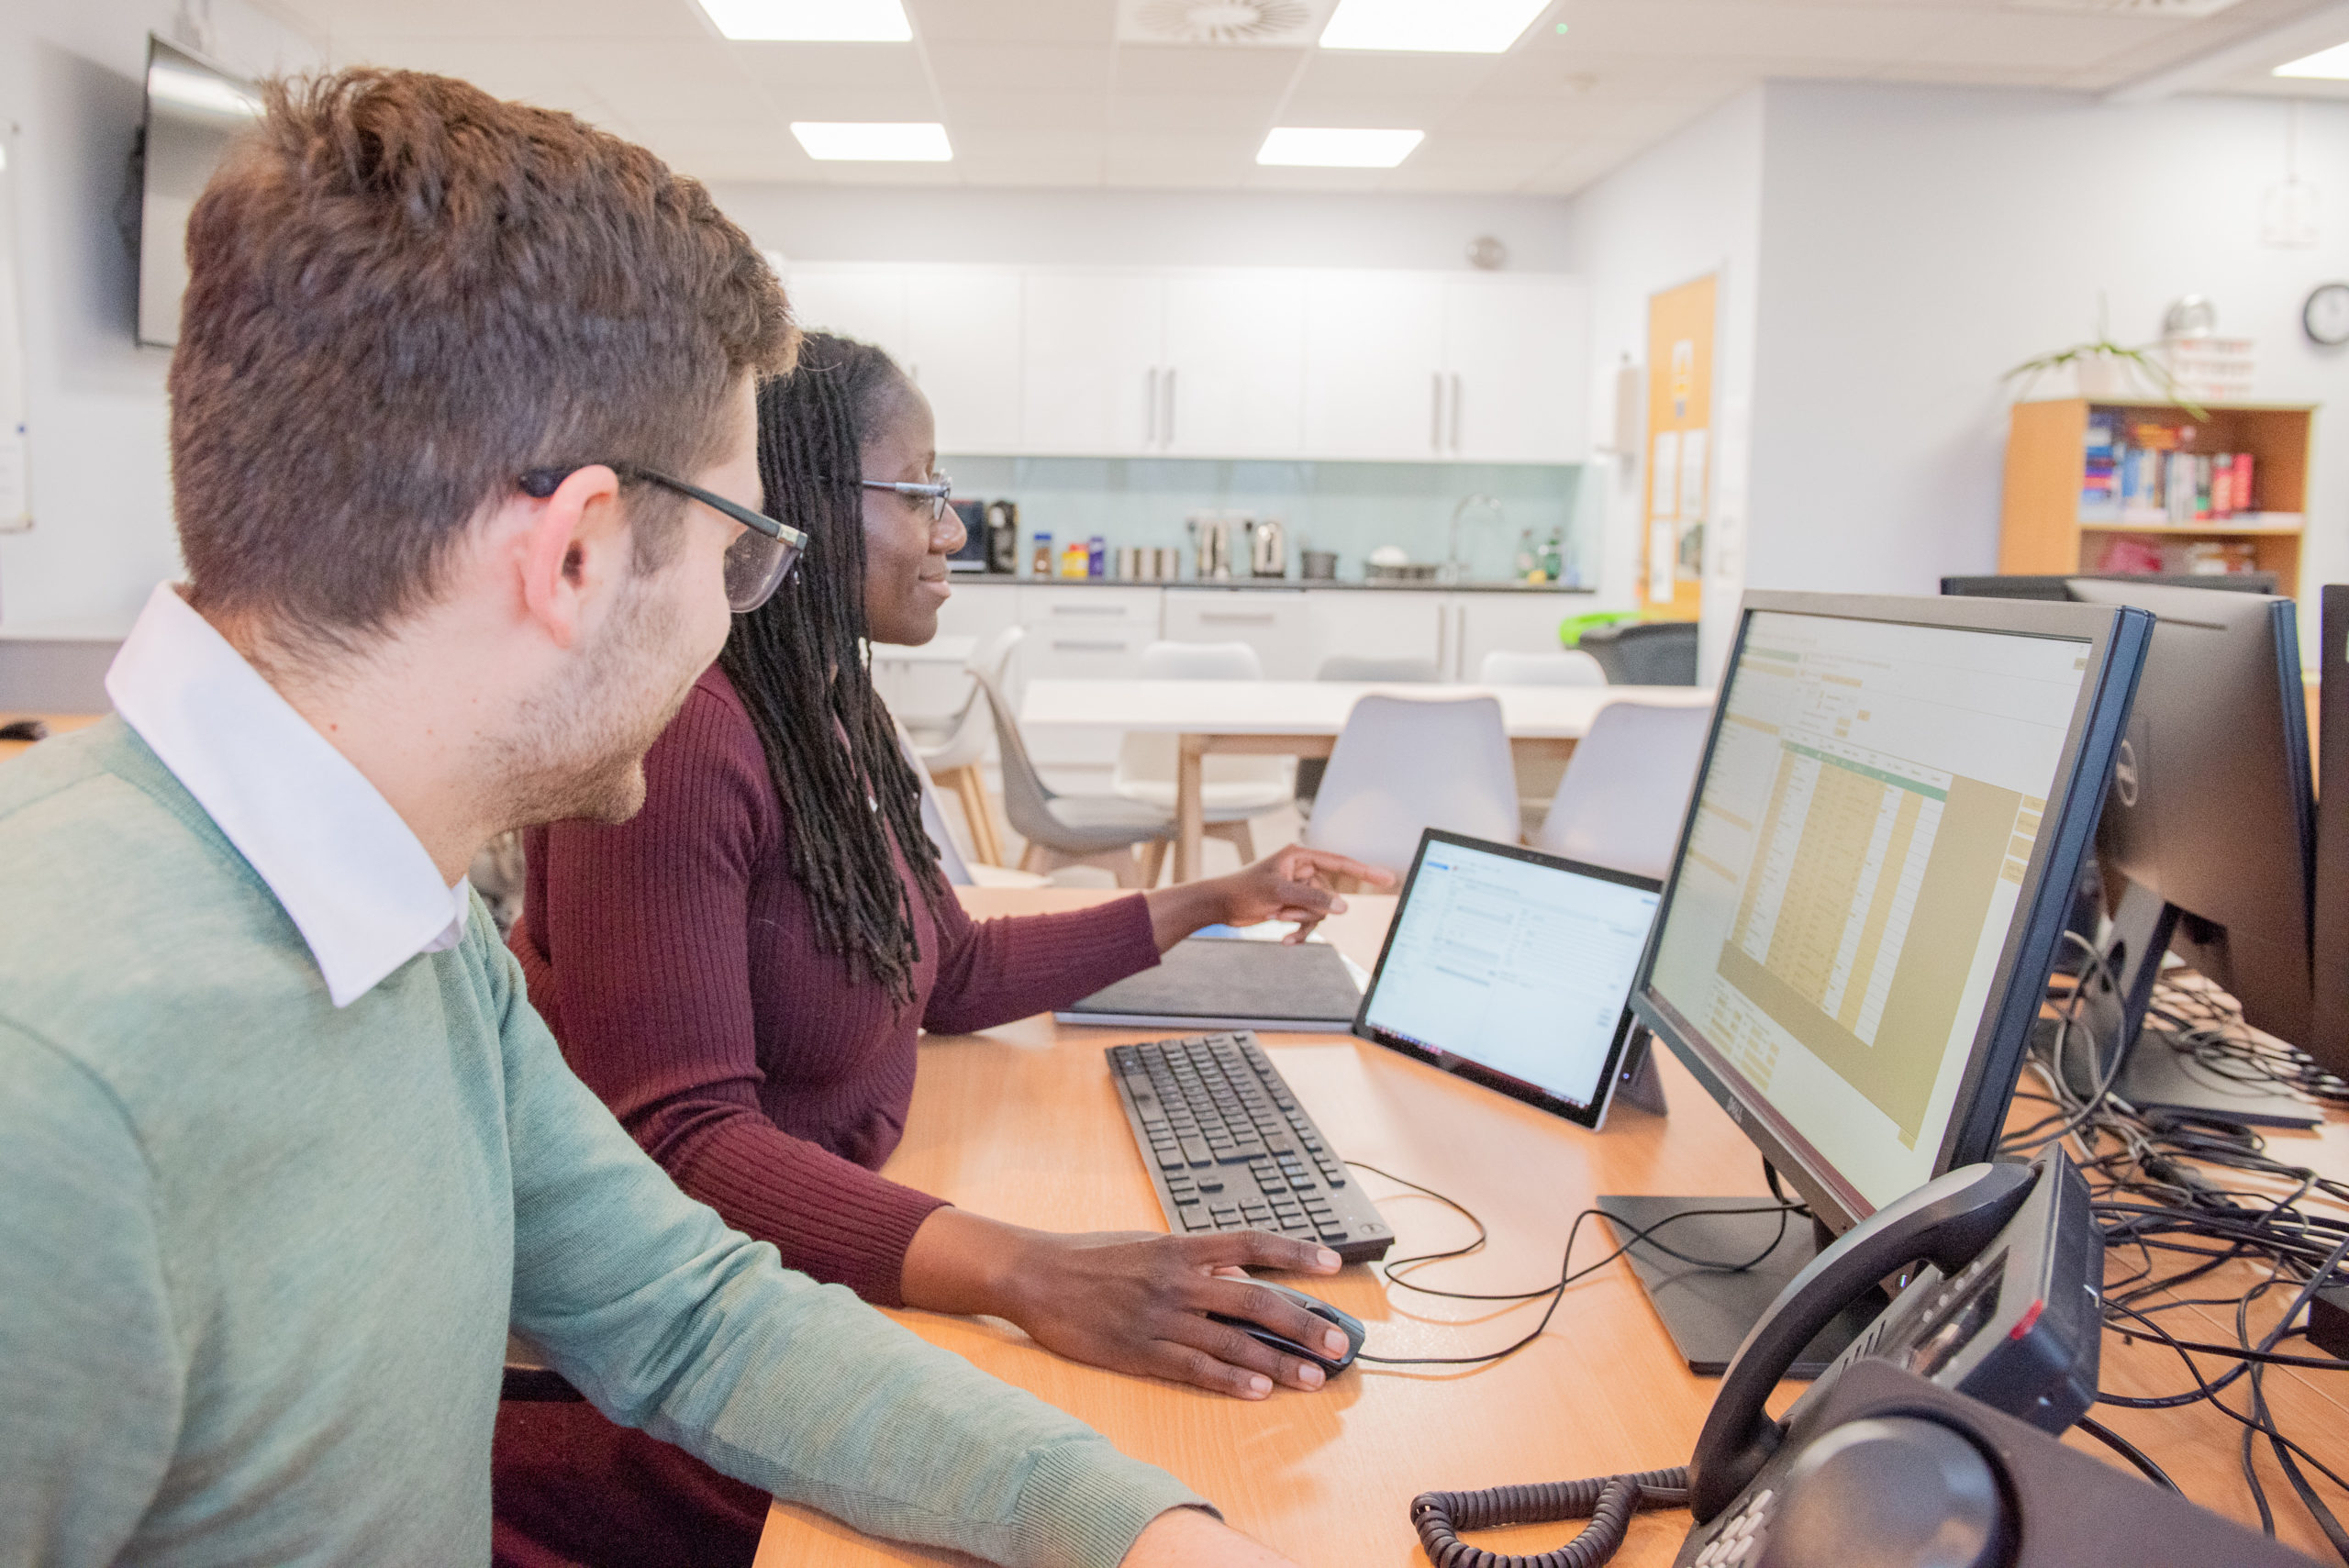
1161, 588, 1316, 679
1449, 592, 1575, 681
1020, 272, 1163, 457
1015, 586, 1163, 766
905, 269, 1023, 456
1442, 276, 1589, 463
1306, 590, 1447, 675
1162, 272, 1306, 457
1299, 272, 1448, 462
779, 264, 908, 363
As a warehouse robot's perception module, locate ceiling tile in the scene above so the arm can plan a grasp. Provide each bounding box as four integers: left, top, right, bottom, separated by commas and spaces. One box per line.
907, 0, 1116, 44
937, 90, 1112, 131
1283, 50, 1507, 99
727, 41, 930, 89
1110, 93, 1281, 132
1110, 44, 1308, 95
920, 41, 1117, 88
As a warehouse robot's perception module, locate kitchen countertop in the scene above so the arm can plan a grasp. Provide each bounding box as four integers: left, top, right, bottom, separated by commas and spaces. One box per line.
948, 573, 1592, 594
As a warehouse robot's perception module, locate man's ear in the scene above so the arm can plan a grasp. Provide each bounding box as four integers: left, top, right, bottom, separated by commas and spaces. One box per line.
515, 465, 625, 651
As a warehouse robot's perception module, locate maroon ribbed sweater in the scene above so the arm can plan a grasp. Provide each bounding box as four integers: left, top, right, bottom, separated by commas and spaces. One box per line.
514, 664, 1160, 1307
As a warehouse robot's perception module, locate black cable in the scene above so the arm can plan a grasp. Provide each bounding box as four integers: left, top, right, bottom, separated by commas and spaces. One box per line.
2072, 1415, 2183, 1495
1410, 1471, 1689, 1568
1347, 1160, 1798, 1368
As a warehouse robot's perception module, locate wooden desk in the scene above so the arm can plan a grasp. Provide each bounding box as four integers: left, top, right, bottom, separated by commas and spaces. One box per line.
757, 889, 2346, 1566
1019, 681, 1716, 883
0, 711, 103, 763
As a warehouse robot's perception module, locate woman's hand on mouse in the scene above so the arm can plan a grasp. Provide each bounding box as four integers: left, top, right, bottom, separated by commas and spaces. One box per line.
1144, 843, 1397, 951
900, 1210, 1349, 1397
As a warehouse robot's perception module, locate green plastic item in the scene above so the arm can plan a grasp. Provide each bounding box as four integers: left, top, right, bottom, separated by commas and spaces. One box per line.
1559, 611, 1638, 648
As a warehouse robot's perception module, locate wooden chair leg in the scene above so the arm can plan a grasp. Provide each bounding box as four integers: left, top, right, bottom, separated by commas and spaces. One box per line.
1205, 819, 1256, 863
1020, 841, 1046, 874
1112, 848, 1146, 890
948, 767, 1002, 865
1140, 840, 1167, 888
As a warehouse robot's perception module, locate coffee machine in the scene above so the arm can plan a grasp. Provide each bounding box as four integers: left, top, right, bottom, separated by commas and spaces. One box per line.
1248, 517, 1286, 579
983, 500, 1020, 574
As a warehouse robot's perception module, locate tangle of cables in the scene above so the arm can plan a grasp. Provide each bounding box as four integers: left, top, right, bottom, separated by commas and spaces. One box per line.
2000, 933, 2349, 1562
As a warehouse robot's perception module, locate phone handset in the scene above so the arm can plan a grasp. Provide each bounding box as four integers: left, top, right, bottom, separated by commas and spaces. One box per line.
1685, 1161, 2035, 1521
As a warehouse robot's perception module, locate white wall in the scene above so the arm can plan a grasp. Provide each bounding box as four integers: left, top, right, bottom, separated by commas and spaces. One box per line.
1745, 81, 2349, 647
1557, 89, 1765, 674
0, 0, 321, 639
710, 183, 1579, 273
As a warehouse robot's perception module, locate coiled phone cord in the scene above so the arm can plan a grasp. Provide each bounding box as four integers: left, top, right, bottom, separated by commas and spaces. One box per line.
1411, 1468, 1691, 1568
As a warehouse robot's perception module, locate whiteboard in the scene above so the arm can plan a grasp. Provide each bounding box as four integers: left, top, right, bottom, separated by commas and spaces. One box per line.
0, 118, 28, 533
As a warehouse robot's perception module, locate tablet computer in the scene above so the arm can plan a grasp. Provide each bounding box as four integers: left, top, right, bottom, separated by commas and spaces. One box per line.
1353, 829, 1664, 1131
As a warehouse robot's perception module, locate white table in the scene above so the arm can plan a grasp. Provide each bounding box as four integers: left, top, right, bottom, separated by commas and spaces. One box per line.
864, 635, 974, 666
1019, 678, 1716, 881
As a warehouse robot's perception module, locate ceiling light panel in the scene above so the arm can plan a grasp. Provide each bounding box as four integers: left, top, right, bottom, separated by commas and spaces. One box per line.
2277, 40, 2349, 77
791, 121, 953, 160
1256, 126, 1424, 166
697, 0, 912, 42
1318, 0, 1550, 53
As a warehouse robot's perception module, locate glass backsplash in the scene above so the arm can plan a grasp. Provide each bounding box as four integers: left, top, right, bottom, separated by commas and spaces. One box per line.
940, 454, 1596, 584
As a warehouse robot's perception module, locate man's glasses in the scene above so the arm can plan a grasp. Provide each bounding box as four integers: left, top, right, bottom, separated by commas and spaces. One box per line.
862, 475, 954, 522
519, 462, 806, 613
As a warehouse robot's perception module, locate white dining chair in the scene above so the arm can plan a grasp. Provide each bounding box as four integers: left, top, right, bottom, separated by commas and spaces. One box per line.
910, 623, 1025, 865
1479, 649, 1607, 687
1535, 702, 1711, 880
1113, 640, 1292, 868
1301, 694, 1519, 882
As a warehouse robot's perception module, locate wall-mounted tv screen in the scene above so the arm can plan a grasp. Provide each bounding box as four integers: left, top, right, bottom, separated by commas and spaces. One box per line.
136, 36, 262, 349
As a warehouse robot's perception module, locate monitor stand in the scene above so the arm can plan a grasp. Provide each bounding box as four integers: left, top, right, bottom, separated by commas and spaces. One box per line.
1610, 1028, 1670, 1117
1593, 1198, 1882, 1377
2058, 882, 2322, 1130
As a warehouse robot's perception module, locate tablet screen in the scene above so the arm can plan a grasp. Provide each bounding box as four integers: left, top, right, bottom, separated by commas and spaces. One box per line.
1358, 833, 1662, 1121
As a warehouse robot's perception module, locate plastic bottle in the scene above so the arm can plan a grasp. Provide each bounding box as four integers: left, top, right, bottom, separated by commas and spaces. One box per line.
1088, 535, 1107, 577
1542, 529, 1564, 583
1030, 533, 1052, 576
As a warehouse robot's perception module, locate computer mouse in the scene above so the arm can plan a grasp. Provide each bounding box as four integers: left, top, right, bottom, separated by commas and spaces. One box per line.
1208, 1280, 1364, 1377
0, 717, 48, 743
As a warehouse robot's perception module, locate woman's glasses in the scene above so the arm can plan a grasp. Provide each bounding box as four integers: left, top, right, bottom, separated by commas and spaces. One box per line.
862, 475, 954, 522
518, 463, 807, 613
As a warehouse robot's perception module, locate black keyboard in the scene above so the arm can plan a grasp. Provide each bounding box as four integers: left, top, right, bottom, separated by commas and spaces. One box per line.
1107, 1032, 1392, 1264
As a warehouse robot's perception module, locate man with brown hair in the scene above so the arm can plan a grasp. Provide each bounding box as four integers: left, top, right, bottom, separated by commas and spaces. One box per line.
0, 70, 1287, 1568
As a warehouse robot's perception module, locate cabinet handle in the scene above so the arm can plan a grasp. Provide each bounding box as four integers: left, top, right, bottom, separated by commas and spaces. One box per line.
1197, 610, 1277, 624
1431, 372, 1444, 452
1051, 639, 1129, 651
1144, 366, 1158, 448
1450, 373, 1463, 453
1047, 604, 1127, 617
1162, 366, 1176, 447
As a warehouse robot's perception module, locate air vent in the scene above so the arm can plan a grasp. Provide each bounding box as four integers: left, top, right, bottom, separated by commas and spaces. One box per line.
1115, 0, 1331, 47
2005, 0, 2244, 17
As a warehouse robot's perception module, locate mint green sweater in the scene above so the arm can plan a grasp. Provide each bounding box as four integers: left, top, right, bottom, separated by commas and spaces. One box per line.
0, 720, 1202, 1567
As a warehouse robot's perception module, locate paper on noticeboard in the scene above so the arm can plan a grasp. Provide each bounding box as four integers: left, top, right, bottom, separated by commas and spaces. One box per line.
1649, 429, 1679, 520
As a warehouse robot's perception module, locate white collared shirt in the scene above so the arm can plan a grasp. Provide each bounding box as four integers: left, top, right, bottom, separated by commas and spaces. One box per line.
106, 583, 473, 1008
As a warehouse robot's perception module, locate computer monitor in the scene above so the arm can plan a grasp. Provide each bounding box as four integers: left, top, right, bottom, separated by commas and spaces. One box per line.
1605, 591, 2151, 1375
2309, 586, 2349, 1083
2058, 580, 2322, 1127
1939, 572, 2279, 600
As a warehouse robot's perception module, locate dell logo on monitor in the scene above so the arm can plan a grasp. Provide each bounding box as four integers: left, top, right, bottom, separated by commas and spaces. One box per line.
2114, 738, 2140, 808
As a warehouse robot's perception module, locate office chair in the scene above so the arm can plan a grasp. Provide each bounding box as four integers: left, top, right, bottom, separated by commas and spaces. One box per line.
1301, 694, 1518, 881
1535, 702, 1710, 879
974, 672, 1175, 888
1577, 620, 1699, 685
1297, 653, 1443, 816
910, 624, 1026, 864
1478, 649, 1607, 686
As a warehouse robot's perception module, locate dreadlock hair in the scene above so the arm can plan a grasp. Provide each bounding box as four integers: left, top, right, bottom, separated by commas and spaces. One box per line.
719, 333, 948, 1007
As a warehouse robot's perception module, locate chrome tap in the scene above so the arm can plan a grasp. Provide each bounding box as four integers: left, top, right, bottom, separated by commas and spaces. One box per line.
1443, 495, 1506, 584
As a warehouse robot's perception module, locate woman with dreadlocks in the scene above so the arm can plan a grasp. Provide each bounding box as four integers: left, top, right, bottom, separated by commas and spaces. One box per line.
491, 333, 1388, 1568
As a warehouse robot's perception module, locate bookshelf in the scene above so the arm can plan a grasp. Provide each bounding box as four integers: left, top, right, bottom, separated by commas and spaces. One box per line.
1998, 398, 2314, 595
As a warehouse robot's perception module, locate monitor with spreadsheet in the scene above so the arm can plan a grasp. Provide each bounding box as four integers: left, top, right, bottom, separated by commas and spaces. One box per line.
1633, 593, 2152, 1231
1354, 832, 1662, 1130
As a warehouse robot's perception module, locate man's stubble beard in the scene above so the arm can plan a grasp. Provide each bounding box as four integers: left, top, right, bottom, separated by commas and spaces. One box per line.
496, 563, 715, 830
